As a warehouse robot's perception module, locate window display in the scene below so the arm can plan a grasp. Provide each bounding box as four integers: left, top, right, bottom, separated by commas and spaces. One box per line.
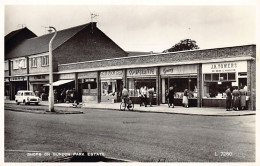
128, 78, 156, 97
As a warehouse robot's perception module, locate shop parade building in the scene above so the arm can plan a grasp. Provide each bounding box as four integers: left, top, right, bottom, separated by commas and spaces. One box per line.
4, 22, 256, 110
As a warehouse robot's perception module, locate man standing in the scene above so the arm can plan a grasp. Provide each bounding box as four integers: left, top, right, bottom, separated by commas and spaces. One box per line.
225, 86, 232, 111
122, 86, 129, 108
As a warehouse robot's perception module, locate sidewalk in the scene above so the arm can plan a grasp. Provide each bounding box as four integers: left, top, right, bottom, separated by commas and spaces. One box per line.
5, 100, 256, 116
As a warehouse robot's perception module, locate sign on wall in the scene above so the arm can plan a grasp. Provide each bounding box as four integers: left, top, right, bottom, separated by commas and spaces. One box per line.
160, 64, 197, 75
202, 61, 247, 73
100, 70, 123, 79
10, 76, 27, 81
127, 67, 157, 77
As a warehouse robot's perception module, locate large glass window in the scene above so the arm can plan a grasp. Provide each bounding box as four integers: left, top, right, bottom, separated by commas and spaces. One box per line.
101, 80, 123, 96
203, 72, 242, 98
128, 78, 156, 97
165, 77, 197, 99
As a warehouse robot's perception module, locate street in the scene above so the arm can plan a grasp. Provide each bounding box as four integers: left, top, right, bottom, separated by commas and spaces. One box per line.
5, 106, 255, 162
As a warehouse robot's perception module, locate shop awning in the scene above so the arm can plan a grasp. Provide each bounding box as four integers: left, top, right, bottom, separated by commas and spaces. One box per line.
44, 80, 74, 86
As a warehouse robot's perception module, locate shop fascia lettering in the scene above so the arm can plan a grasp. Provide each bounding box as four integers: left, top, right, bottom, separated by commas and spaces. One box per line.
128, 68, 156, 76
10, 76, 27, 81
203, 61, 246, 73
100, 70, 123, 77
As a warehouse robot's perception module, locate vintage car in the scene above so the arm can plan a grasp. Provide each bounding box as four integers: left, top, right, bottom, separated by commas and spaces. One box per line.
15, 90, 40, 105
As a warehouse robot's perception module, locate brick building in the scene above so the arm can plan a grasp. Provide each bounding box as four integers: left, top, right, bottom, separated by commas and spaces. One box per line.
4, 22, 128, 100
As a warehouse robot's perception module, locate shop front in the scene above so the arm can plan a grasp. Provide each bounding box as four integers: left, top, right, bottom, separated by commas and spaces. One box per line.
29, 75, 49, 100
100, 70, 124, 103
202, 61, 248, 107
127, 67, 157, 105
160, 64, 198, 107
10, 76, 28, 100
78, 72, 98, 103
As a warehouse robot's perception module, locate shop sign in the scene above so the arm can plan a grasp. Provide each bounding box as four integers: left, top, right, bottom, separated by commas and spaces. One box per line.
100, 70, 123, 78
4, 78, 9, 82
202, 61, 247, 73
127, 68, 156, 77
10, 76, 27, 81
160, 65, 197, 75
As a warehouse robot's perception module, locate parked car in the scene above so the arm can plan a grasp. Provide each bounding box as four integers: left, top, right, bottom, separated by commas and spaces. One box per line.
15, 90, 40, 105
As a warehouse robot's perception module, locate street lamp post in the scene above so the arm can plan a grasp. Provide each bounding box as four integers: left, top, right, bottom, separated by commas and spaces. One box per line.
48, 26, 57, 112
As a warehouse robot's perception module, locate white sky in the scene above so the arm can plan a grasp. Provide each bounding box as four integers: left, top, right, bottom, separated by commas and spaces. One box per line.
3, 1, 258, 52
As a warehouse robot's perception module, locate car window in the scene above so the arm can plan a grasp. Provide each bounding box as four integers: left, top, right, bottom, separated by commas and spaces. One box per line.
25, 92, 33, 96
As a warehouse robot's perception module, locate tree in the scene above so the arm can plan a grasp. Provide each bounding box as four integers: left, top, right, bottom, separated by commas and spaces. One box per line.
163, 39, 199, 53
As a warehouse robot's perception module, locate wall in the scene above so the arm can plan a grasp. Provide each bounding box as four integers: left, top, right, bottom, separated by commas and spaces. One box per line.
59, 45, 255, 72
29, 53, 50, 74
53, 25, 128, 65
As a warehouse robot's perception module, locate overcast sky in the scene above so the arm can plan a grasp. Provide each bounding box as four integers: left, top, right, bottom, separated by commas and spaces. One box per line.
4, 4, 256, 52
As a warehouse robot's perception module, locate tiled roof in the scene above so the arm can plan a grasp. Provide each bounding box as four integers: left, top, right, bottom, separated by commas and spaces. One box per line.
6, 23, 90, 59
5, 28, 25, 41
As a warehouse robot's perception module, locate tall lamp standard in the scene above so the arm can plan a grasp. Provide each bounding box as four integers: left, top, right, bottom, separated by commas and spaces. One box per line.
48, 26, 57, 112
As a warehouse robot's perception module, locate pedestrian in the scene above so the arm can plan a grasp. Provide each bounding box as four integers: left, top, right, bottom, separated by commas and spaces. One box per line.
225, 86, 232, 111
54, 89, 58, 103
122, 86, 129, 108
66, 89, 70, 103
232, 86, 240, 111
182, 89, 189, 108
61, 89, 66, 103
168, 86, 175, 108
142, 86, 148, 107
148, 87, 154, 107
72, 88, 78, 105
139, 86, 144, 107
239, 86, 246, 110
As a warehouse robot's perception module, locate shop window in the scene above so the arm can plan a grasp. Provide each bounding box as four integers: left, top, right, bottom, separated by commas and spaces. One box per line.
31, 57, 37, 67
128, 78, 156, 97
212, 73, 219, 81
204, 74, 211, 81
41, 56, 49, 66
82, 79, 97, 89
228, 73, 235, 81
204, 73, 236, 82
220, 73, 227, 81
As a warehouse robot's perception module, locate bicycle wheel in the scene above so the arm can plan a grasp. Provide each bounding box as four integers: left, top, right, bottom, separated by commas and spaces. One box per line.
120, 102, 126, 111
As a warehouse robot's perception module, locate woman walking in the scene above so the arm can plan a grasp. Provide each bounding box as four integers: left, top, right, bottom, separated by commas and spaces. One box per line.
183, 89, 189, 108
168, 86, 175, 108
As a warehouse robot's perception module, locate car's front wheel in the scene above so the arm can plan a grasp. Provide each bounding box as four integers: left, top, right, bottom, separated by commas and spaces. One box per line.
16, 100, 20, 105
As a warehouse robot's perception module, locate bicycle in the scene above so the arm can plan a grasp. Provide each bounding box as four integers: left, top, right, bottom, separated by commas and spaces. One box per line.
120, 97, 134, 111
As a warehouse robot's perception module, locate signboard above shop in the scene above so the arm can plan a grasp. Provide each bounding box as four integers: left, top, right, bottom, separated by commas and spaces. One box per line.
202, 61, 247, 73
100, 70, 123, 79
10, 76, 27, 81
127, 67, 157, 77
160, 64, 197, 75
